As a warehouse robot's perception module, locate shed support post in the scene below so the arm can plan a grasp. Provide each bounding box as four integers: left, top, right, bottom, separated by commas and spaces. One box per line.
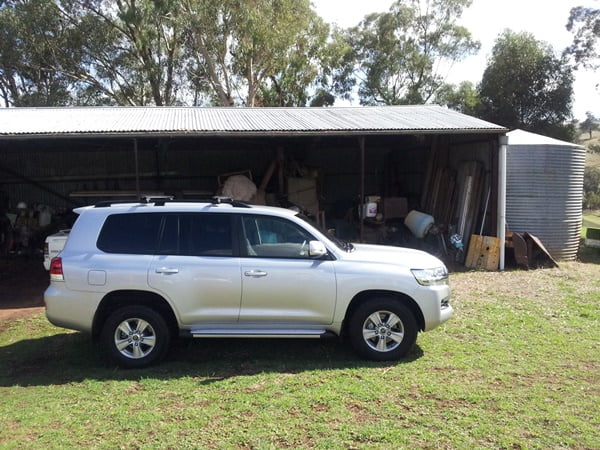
133, 139, 140, 199
359, 137, 365, 243
498, 134, 508, 270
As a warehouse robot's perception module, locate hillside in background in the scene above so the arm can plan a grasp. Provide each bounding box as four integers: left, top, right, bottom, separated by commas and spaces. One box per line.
579, 129, 600, 169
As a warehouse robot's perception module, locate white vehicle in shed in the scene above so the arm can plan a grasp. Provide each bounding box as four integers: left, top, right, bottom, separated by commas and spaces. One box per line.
43, 230, 70, 270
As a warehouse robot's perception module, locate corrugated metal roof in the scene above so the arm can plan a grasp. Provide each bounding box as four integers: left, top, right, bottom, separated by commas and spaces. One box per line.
507, 129, 582, 148
0, 105, 506, 137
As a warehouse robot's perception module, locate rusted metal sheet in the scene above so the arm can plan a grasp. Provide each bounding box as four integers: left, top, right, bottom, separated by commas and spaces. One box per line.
507, 231, 558, 269
511, 232, 529, 269
524, 232, 559, 268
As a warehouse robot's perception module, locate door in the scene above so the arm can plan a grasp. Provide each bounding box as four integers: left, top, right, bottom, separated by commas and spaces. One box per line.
239, 215, 337, 325
148, 213, 242, 325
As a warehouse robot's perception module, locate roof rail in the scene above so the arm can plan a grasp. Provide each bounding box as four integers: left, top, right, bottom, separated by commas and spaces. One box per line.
93, 196, 252, 208
94, 199, 139, 208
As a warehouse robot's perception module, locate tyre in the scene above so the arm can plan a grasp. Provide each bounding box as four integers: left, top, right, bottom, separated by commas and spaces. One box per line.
348, 298, 417, 361
101, 305, 170, 369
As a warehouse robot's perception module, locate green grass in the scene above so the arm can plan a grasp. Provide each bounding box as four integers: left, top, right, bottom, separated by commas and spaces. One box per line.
583, 213, 600, 239
1, 263, 599, 448
584, 214, 600, 228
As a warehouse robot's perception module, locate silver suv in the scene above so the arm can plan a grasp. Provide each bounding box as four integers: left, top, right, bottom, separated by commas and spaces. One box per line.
45, 197, 452, 368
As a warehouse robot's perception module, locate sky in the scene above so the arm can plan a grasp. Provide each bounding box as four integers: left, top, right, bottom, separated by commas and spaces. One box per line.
312, 0, 599, 120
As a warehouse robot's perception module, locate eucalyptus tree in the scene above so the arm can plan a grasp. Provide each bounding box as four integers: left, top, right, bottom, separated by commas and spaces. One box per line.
434, 81, 481, 115
479, 30, 574, 140
581, 111, 599, 139
0, 0, 77, 106
55, 0, 187, 105
341, 0, 479, 105
0, 0, 187, 106
182, 0, 334, 107
1, 0, 341, 107
565, 6, 600, 69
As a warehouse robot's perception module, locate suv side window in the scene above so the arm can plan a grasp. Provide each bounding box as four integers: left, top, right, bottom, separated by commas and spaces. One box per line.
158, 213, 233, 257
242, 215, 314, 258
97, 213, 163, 254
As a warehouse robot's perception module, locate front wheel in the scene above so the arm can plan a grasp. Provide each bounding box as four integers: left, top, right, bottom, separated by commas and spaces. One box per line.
101, 305, 170, 369
348, 298, 417, 361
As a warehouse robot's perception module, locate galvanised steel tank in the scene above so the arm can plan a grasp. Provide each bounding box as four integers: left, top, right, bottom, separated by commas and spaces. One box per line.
506, 129, 586, 261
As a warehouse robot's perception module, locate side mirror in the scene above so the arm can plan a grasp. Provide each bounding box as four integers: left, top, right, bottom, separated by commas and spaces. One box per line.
308, 240, 328, 258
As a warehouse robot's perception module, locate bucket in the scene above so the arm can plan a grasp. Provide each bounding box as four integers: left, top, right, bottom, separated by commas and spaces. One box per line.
404, 210, 434, 238
359, 202, 378, 218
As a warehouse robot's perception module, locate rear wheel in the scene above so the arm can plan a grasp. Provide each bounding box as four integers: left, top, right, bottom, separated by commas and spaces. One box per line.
101, 305, 170, 369
348, 298, 417, 361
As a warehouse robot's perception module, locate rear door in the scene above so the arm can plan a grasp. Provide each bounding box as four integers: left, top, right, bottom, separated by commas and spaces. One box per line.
148, 213, 242, 326
239, 215, 337, 325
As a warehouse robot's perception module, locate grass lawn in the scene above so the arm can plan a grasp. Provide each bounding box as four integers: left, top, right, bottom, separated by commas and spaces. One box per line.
583, 213, 600, 228
1, 262, 599, 448
583, 213, 600, 238
587, 151, 600, 169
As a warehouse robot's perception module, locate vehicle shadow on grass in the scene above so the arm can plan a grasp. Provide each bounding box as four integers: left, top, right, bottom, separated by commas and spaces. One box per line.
0, 332, 424, 387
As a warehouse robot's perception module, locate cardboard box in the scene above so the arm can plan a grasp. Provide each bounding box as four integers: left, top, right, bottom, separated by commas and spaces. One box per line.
382, 197, 408, 219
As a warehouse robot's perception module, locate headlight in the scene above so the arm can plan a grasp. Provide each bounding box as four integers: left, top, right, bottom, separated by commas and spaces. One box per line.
411, 266, 448, 286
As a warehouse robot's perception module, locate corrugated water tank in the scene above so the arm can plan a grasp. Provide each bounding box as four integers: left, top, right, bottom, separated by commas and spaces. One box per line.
506, 129, 586, 261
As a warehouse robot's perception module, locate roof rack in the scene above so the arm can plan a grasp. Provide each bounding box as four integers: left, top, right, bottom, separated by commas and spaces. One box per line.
93, 196, 252, 208
141, 195, 175, 206
211, 196, 252, 208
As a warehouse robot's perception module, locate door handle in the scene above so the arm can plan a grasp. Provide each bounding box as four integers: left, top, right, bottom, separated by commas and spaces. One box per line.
244, 270, 268, 277
155, 267, 179, 274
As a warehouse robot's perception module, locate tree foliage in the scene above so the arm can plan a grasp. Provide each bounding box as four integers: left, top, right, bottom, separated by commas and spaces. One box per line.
434, 81, 480, 115
581, 111, 599, 139
0, 0, 78, 106
0, 0, 338, 107
584, 166, 600, 210
342, 0, 479, 105
182, 0, 333, 106
478, 30, 574, 141
0, 0, 187, 106
565, 6, 600, 69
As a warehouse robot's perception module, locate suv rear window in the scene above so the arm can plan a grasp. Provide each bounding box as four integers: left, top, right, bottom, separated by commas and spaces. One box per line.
97, 213, 163, 254
97, 212, 234, 256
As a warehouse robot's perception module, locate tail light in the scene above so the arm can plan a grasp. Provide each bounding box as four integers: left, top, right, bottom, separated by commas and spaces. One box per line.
49, 257, 64, 281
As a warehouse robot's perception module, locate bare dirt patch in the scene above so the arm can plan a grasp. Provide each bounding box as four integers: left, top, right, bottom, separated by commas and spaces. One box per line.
451, 260, 599, 304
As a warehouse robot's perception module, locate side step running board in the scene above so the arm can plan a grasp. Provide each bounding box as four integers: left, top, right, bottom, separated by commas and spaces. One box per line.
189, 329, 333, 339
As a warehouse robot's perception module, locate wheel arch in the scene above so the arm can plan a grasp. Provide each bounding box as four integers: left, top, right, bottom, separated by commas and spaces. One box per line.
92, 290, 179, 338
342, 290, 425, 336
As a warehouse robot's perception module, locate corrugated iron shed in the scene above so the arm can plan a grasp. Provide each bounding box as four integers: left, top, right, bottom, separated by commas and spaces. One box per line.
0, 105, 506, 137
